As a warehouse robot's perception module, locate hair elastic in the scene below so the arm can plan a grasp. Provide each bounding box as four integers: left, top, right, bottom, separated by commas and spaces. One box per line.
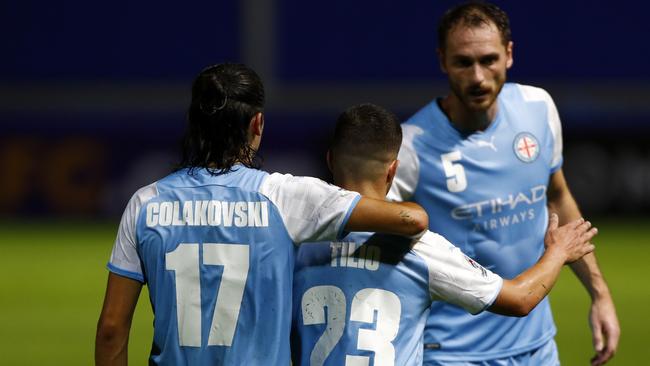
199, 94, 228, 116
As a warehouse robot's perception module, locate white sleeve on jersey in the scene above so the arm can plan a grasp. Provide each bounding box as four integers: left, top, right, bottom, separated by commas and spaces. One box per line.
411, 231, 503, 315
518, 84, 563, 170
387, 124, 423, 202
108, 182, 158, 282
259, 173, 361, 244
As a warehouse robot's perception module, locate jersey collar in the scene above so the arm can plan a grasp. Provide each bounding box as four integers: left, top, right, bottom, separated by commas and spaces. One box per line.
430, 95, 504, 140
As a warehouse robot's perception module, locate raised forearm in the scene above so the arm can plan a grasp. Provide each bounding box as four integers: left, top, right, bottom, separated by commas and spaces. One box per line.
490, 250, 565, 316
490, 215, 596, 316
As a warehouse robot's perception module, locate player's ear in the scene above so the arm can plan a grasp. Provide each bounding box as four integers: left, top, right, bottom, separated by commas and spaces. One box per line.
437, 47, 448, 74
249, 112, 264, 137
326, 149, 334, 173
386, 159, 399, 192
505, 41, 514, 69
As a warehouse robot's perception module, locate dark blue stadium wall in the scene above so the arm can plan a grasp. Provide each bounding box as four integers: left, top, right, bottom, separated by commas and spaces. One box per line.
2, 0, 649, 217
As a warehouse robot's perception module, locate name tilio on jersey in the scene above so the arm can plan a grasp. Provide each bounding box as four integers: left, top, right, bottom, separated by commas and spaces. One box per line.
146, 200, 269, 227
330, 242, 381, 271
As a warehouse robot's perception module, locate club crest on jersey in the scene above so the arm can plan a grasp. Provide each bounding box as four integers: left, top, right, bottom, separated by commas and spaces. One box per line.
513, 132, 540, 163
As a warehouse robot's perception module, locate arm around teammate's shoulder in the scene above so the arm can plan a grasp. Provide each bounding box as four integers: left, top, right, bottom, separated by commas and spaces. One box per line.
259, 172, 428, 242
345, 198, 428, 238
489, 214, 597, 317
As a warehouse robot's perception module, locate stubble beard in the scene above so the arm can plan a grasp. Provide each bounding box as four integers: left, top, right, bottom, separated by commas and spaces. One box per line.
451, 77, 507, 115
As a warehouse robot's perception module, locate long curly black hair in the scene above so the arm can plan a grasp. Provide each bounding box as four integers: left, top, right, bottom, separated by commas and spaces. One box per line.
178, 63, 265, 175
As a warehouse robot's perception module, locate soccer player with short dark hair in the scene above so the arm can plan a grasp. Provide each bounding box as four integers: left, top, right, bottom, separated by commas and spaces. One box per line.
389, 2, 620, 365
290, 103, 597, 366
94, 63, 430, 366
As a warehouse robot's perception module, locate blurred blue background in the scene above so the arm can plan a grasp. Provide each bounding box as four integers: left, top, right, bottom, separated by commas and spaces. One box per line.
2, 0, 650, 218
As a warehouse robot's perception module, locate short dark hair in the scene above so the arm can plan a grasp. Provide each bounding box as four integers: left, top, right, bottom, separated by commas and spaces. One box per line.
330, 103, 402, 174
438, 1, 511, 50
178, 63, 265, 174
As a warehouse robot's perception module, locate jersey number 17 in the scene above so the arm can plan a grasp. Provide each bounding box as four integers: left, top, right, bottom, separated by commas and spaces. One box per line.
166, 242, 249, 347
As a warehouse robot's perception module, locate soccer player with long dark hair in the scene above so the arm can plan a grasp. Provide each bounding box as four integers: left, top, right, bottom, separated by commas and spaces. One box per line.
95, 63, 428, 366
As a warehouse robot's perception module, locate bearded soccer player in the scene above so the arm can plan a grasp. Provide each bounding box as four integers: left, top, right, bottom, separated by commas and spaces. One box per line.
389, 2, 619, 365
291, 103, 597, 366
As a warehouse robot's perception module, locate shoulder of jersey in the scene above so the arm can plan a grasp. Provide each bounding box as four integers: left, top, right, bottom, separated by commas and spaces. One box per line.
404, 98, 439, 126
508, 83, 553, 104
122, 180, 160, 210
133, 181, 159, 202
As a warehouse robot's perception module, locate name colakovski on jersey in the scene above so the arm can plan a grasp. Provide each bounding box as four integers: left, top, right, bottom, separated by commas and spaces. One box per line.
145, 200, 269, 228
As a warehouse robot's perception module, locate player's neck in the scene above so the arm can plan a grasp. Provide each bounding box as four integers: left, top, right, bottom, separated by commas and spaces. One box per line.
334, 178, 387, 201
440, 95, 498, 133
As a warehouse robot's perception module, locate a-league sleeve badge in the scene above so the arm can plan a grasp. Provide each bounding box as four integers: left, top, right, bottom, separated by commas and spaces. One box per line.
513, 132, 540, 163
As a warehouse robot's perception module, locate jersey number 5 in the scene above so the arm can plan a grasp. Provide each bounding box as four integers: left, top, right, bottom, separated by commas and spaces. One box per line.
166, 243, 249, 347
441, 151, 467, 192
302, 285, 401, 366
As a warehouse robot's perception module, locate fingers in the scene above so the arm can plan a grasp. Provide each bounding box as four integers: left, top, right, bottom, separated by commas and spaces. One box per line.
546, 216, 597, 262
591, 343, 616, 366
592, 321, 620, 366
591, 345, 615, 366
590, 298, 620, 366
548, 213, 559, 230
591, 320, 604, 357
566, 216, 585, 229
577, 219, 592, 233
566, 242, 595, 263
576, 220, 593, 251
591, 352, 605, 366
583, 243, 596, 256
590, 319, 619, 366
576, 220, 598, 245
606, 319, 621, 357
582, 227, 599, 243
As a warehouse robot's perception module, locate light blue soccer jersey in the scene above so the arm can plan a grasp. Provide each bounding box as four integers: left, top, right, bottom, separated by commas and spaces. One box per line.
107, 166, 361, 365
389, 83, 564, 362
291, 231, 502, 366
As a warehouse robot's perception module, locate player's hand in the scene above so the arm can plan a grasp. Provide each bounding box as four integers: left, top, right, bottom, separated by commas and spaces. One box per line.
543, 214, 597, 263
589, 294, 620, 366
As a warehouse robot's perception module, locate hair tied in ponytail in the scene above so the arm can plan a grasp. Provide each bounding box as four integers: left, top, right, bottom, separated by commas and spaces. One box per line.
199, 94, 228, 116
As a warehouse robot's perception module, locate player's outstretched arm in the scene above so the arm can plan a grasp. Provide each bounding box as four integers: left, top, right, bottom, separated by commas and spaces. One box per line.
96, 273, 143, 366
489, 214, 597, 317
345, 198, 428, 238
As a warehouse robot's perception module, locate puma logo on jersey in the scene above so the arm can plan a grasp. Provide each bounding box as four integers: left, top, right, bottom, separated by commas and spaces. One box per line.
145, 200, 269, 227
476, 136, 497, 152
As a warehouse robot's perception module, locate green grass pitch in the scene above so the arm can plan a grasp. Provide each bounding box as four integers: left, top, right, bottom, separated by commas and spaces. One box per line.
0, 218, 647, 365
